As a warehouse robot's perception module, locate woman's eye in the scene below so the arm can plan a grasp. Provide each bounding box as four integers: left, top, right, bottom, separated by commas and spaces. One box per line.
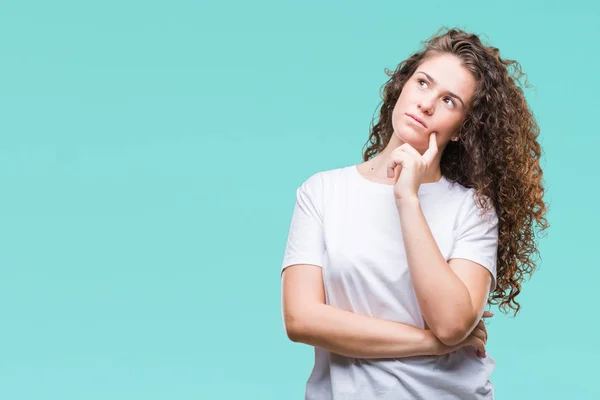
418, 79, 428, 87
443, 97, 455, 107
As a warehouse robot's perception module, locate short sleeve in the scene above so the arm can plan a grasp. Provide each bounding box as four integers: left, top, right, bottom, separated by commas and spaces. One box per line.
280, 173, 326, 275
448, 190, 500, 291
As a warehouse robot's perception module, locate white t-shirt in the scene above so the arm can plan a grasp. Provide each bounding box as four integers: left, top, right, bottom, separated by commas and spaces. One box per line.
281, 164, 499, 400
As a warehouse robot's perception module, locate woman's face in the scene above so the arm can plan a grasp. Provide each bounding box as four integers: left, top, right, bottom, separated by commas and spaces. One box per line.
391, 53, 477, 152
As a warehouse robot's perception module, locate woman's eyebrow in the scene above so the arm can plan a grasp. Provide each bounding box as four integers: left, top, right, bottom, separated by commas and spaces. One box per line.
417, 71, 465, 107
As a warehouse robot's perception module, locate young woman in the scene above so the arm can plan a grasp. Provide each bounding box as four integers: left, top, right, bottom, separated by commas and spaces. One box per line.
280, 27, 549, 400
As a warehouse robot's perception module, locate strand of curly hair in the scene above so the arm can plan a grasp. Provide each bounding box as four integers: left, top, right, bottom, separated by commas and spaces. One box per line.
362, 27, 550, 316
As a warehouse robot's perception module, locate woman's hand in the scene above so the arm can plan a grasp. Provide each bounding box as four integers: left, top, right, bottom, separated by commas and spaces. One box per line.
431, 311, 494, 358
387, 132, 438, 200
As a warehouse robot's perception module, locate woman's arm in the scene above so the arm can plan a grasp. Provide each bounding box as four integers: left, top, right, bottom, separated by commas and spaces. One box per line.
395, 196, 492, 346
281, 264, 443, 359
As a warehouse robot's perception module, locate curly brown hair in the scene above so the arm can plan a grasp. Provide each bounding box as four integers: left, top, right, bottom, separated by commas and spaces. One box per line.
362, 27, 550, 316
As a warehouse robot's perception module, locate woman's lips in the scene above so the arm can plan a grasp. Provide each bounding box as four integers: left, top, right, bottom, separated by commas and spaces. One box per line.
406, 113, 427, 128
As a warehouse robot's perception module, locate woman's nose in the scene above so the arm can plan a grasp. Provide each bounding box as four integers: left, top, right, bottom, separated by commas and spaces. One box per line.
418, 97, 435, 114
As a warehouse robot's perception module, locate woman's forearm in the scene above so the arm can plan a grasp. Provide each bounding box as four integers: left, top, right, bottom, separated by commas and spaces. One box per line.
395, 197, 475, 343
289, 303, 441, 359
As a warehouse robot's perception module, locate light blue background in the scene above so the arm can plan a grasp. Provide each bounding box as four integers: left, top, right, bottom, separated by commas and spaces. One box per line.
0, 0, 597, 398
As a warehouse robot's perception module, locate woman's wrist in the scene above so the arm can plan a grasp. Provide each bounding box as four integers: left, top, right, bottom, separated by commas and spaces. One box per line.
422, 329, 445, 356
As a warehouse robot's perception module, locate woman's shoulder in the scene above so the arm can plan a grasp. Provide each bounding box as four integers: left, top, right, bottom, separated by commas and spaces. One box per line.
442, 177, 484, 204
298, 165, 349, 190
443, 179, 497, 224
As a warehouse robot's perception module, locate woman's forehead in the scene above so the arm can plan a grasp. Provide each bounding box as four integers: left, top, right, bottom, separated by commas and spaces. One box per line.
416, 54, 477, 101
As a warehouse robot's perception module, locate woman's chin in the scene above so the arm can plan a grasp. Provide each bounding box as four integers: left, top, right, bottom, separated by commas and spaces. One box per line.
394, 129, 428, 147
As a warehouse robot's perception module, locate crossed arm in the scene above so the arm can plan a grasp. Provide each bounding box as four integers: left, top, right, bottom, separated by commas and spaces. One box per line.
281, 262, 490, 359
281, 200, 494, 358
281, 263, 444, 359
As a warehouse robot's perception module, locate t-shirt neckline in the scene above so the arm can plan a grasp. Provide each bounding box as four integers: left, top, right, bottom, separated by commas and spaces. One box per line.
348, 164, 448, 194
